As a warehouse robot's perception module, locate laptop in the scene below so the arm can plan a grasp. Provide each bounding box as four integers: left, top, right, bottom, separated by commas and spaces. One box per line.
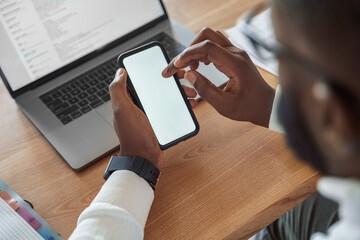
0, 0, 227, 170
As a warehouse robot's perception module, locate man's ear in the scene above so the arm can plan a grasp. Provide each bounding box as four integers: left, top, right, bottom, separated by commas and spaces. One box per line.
312, 81, 358, 170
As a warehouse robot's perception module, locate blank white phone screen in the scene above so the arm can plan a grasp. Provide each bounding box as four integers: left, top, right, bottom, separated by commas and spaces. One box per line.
123, 45, 196, 146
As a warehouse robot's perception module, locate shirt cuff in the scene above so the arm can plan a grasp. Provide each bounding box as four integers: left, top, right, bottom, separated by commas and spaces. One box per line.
268, 86, 285, 134
91, 170, 154, 229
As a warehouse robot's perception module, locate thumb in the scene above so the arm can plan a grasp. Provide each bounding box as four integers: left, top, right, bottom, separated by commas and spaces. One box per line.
109, 68, 131, 107
185, 70, 226, 108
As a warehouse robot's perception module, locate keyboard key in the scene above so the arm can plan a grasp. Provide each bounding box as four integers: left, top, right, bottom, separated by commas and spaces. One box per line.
78, 92, 88, 99
68, 97, 79, 104
105, 78, 113, 84
78, 99, 89, 107
71, 89, 80, 95
96, 83, 106, 89
71, 110, 82, 119
90, 99, 103, 108
106, 67, 114, 73
96, 90, 107, 97
80, 84, 90, 90
61, 94, 71, 101
80, 105, 92, 114
41, 96, 53, 104
51, 92, 62, 98
61, 88, 69, 94
87, 95, 98, 102
101, 94, 110, 102
87, 87, 97, 94
47, 99, 63, 109
53, 102, 70, 114
60, 116, 72, 125
89, 79, 98, 85
56, 105, 79, 119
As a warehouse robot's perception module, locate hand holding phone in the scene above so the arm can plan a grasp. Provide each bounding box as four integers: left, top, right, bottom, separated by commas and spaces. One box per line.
117, 42, 199, 150
109, 68, 164, 169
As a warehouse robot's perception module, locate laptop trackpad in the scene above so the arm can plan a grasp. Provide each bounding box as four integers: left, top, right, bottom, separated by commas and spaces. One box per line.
46, 110, 118, 170
96, 101, 114, 128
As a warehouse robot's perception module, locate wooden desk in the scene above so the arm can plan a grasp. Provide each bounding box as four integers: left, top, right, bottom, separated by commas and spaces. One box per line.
0, 0, 319, 239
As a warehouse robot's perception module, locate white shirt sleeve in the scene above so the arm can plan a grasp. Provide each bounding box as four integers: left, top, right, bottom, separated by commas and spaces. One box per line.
268, 86, 285, 134
69, 170, 154, 240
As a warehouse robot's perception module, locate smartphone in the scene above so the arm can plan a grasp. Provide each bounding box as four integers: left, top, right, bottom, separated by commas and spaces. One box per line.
117, 42, 199, 150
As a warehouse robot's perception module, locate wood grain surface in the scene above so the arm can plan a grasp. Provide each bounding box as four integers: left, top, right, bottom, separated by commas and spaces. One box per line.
0, 0, 319, 239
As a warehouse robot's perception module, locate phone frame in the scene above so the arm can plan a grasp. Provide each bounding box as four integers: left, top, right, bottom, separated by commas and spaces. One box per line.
117, 41, 199, 150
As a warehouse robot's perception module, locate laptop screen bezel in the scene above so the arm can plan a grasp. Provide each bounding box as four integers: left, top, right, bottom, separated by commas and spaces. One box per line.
1, 0, 168, 98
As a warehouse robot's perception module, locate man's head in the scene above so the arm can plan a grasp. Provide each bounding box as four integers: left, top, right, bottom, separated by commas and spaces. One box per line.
270, 0, 360, 177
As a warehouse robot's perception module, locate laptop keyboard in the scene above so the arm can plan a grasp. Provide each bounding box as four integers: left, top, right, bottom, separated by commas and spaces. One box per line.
39, 32, 186, 125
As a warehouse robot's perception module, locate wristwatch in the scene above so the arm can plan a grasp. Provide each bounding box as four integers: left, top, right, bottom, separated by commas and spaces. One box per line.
103, 155, 160, 190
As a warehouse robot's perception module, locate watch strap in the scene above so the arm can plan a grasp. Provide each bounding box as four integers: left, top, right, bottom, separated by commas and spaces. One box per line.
104, 155, 160, 189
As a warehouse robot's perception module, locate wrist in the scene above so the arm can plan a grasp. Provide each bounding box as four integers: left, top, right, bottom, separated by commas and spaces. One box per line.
250, 84, 276, 128
104, 155, 160, 190
119, 149, 163, 170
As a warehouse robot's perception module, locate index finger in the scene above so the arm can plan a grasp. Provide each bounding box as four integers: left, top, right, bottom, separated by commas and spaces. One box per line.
162, 40, 237, 78
162, 28, 233, 78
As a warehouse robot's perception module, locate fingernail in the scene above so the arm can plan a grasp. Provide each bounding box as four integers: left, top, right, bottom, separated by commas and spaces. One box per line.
116, 68, 125, 76
162, 68, 168, 76
185, 71, 197, 85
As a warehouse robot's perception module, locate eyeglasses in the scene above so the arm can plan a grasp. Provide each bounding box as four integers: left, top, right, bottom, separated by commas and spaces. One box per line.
242, 2, 329, 82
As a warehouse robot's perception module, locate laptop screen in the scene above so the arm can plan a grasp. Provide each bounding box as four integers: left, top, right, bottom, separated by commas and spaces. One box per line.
0, 0, 165, 92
